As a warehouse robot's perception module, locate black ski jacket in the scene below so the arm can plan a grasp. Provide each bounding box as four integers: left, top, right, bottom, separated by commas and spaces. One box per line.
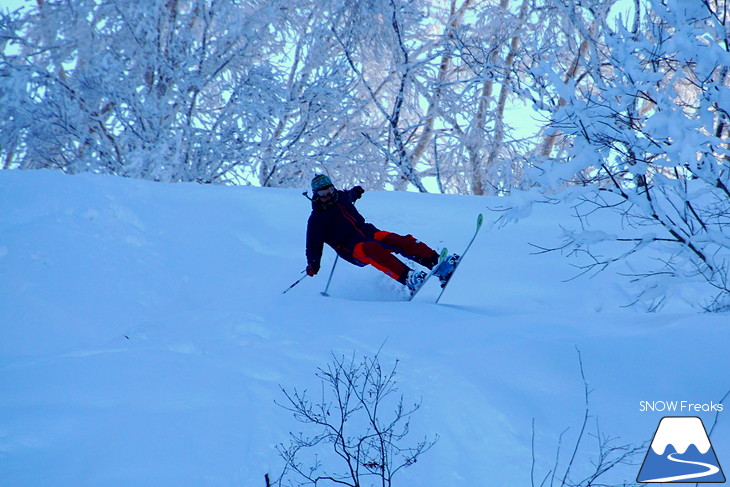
306, 187, 378, 271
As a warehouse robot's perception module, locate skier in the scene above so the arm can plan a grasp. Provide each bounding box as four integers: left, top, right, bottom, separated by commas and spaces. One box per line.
305, 175, 445, 293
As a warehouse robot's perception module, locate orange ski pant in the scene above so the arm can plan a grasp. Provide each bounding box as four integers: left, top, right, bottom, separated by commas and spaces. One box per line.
352, 231, 437, 283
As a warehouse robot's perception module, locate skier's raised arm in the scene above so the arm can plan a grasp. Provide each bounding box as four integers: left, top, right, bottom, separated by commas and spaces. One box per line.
345, 185, 365, 202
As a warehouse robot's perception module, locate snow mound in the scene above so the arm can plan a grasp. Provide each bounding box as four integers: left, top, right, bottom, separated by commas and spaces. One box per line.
1, 170, 727, 487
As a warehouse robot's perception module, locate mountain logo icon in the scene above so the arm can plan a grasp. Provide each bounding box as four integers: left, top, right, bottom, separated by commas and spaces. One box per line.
638, 416, 725, 483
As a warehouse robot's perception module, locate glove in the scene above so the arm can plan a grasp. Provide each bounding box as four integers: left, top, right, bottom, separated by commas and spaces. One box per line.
353, 186, 365, 198
306, 263, 319, 276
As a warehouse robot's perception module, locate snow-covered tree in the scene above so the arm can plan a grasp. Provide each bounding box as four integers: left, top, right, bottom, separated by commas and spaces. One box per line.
1, 0, 551, 193
527, 0, 730, 309
1, 0, 297, 182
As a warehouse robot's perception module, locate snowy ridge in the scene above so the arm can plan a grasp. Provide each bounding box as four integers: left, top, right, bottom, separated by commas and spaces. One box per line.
1, 170, 728, 487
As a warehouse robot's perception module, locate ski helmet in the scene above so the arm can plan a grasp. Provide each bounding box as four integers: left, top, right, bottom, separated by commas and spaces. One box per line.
311, 174, 333, 192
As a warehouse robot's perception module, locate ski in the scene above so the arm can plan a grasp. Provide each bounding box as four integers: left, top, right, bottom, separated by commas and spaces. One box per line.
408, 247, 449, 301
434, 213, 484, 304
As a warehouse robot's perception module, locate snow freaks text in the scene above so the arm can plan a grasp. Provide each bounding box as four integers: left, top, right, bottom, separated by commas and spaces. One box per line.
639, 401, 724, 413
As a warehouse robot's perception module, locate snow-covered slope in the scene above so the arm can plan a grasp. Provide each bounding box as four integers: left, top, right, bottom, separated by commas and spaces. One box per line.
1, 170, 727, 487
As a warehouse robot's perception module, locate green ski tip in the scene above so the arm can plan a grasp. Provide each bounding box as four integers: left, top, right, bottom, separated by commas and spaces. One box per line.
439, 247, 449, 262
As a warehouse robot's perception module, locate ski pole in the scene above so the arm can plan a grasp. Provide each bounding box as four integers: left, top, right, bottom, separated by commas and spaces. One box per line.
282, 270, 307, 294
321, 255, 339, 297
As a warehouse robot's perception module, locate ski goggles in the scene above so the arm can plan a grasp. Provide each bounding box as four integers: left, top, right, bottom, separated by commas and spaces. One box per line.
316, 186, 335, 198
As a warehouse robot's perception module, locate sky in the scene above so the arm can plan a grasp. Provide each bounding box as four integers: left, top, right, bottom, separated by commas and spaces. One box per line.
1, 0, 29, 13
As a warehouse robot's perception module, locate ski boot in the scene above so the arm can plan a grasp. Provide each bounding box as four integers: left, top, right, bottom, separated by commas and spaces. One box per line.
436, 254, 460, 288
405, 269, 428, 295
